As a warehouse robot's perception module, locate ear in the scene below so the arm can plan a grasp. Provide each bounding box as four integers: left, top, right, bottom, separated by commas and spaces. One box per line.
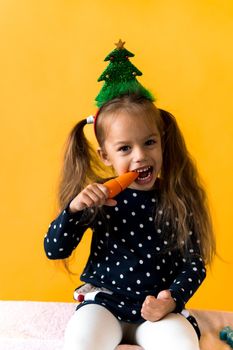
97, 148, 112, 166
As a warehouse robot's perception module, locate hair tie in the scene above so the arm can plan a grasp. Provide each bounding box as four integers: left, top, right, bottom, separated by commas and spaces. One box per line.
86, 115, 95, 124
84, 112, 99, 138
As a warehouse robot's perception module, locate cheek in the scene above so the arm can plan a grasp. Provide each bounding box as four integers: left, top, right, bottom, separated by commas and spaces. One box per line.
112, 158, 129, 173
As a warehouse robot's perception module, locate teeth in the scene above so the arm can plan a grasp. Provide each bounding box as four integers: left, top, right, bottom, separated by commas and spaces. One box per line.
136, 166, 150, 173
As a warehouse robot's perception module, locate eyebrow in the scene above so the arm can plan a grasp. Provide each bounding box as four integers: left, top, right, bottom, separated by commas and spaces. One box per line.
113, 133, 160, 146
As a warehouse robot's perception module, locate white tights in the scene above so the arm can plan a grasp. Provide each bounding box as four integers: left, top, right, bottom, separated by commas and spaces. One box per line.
63, 304, 200, 350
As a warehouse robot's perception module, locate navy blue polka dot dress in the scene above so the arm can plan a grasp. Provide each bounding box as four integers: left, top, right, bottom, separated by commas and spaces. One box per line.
44, 187, 205, 337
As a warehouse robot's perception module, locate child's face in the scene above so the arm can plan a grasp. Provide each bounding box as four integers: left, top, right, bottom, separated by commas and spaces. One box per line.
99, 111, 162, 191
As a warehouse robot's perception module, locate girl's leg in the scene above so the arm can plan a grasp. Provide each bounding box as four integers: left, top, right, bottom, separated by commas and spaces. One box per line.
135, 313, 200, 350
63, 304, 123, 350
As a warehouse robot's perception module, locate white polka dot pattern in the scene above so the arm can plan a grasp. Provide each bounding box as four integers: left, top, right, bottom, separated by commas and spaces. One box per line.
44, 188, 206, 322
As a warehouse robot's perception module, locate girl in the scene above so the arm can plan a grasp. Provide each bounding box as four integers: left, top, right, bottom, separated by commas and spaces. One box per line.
44, 93, 215, 350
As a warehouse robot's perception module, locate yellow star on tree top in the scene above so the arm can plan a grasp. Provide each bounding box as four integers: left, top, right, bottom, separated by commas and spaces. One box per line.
115, 39, 125, 50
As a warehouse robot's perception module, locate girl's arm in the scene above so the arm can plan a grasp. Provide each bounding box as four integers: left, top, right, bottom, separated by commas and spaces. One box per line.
168, 253, 206, 312
141, 255, 205, 321
44, 207, 88, 259
141, 239, 206, 321
44, 182, 116, 260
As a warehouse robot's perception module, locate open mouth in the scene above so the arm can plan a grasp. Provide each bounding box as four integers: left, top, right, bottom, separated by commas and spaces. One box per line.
134, 166, 153, 183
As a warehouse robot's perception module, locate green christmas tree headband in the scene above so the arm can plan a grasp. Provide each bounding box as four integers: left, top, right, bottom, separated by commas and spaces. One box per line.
85, 40, 155, 132
95, 39, 154, 107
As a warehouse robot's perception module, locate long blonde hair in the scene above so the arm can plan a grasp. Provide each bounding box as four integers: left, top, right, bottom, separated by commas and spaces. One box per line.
58, 94, 215, 265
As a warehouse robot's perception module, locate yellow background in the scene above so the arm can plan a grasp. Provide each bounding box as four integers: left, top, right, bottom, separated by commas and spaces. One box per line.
0, 0, 233, 311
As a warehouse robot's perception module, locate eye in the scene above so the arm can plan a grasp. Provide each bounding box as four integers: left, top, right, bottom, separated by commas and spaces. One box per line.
145, 139, 156, 146
118, 145, 131, 152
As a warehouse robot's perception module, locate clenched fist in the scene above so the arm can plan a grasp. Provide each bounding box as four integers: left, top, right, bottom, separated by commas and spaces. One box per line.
141, 290, 176, 322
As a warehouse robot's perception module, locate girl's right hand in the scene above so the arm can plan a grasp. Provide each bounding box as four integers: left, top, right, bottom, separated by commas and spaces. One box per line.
69, 183, 117, 213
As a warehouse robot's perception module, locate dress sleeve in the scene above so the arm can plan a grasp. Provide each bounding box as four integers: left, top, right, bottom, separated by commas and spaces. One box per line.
44, 207, 89, 260
168, 235, 206, 312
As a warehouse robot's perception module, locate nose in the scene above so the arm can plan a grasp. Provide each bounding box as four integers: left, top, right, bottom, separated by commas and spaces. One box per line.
132, 146, 147, 163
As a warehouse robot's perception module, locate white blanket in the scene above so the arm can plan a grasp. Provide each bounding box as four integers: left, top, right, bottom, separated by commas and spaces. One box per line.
0, 301, 74, 350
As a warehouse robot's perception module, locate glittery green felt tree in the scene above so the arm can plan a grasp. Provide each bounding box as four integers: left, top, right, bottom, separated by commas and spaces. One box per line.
95, 40, 154, 108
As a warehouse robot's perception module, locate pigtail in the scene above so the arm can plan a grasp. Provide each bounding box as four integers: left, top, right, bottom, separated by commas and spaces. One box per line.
159, 109, 198, 201
58, 119, 105, 210
158, 109, 216, 264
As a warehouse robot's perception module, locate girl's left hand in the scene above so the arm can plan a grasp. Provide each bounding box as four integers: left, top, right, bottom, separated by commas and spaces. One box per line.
141, 290, 176, 322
